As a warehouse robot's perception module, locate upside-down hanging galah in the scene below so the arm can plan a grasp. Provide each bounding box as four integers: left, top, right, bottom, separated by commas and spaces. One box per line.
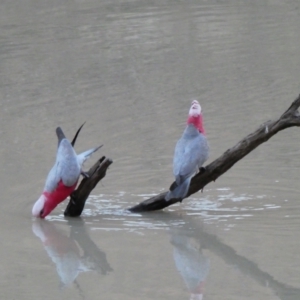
32, 125, 102, 218
166, 100, 209, 201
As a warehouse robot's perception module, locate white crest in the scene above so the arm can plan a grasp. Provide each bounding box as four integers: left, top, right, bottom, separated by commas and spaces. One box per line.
32, 194, 46, 217
189, 100, 201, 117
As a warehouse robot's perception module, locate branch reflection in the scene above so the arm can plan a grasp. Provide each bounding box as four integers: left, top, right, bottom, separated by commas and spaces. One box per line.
150, 212, 300, 300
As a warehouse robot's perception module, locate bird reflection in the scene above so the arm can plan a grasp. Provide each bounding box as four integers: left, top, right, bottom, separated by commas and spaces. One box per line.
170, 228, 210, 300
149, 212, 300, 300
32, 219, 112, 288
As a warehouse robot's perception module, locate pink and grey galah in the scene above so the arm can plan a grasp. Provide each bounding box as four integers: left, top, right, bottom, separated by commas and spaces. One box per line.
166, 100, 209, 201
32, 125, 102, 218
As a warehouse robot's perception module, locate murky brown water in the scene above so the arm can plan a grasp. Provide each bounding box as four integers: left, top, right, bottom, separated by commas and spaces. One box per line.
1, 0, 300, 299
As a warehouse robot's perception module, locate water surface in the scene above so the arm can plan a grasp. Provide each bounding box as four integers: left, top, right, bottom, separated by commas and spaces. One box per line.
1, 0, 300, 299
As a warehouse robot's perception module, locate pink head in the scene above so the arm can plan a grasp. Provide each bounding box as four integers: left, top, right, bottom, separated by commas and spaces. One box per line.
187, 100, 205, 135
32, 192, 63, 218
32, 180, 77, 218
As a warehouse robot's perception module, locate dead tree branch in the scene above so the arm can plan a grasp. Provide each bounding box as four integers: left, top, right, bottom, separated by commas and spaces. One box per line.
129, 94, 300, 212
64, 156, 113, 217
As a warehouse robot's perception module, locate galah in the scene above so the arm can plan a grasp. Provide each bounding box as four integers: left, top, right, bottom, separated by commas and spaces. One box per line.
32, 125, 102, 218
166, 100, 209, 201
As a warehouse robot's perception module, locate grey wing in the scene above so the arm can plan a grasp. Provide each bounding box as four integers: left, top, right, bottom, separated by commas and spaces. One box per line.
57, 139, 81, 186
195, 134, 209, 168
44, 139, 80, 191
44, 163, 61, 192
173, 135, 209, 184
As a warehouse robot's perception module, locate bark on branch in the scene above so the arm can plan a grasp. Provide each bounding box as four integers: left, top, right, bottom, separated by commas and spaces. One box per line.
64, 156, 113, 217
129, 94, 300, 212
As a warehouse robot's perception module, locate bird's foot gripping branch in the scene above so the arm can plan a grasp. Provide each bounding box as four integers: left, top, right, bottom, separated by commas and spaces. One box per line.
64, 156, 113, 217
128, 94, 300, 213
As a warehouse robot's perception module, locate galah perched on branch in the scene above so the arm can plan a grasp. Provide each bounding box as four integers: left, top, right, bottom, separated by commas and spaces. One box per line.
32, 125, 102, 218
166, 100, 209, 201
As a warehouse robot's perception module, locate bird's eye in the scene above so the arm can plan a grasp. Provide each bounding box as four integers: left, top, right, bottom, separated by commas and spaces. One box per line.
40, 209, 44, 217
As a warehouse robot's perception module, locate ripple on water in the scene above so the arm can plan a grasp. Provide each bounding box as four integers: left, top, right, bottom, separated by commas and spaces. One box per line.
45, 186, 284, 233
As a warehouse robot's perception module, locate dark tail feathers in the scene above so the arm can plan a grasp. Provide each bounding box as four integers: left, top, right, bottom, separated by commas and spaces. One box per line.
56, 127, 66, 145
71, 122, 86, 147
56, 123, 86, 147
165, 177, 192, 201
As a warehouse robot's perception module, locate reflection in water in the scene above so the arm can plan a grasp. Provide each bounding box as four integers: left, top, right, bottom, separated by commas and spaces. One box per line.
32, 220, 112, 289
170, 228, 210, 300
159, 213, 300, 300
39, 190, 300, 299
31, 211, 300, 299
